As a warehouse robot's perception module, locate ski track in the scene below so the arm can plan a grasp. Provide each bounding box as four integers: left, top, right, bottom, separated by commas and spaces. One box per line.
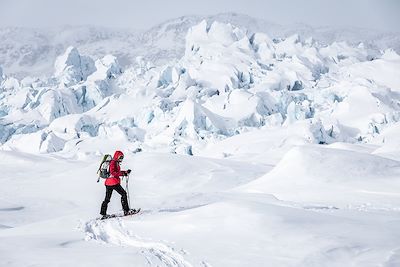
83, 218, 195, 267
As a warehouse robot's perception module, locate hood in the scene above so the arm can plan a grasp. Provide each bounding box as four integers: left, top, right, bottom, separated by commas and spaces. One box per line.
113, 150, 124, 160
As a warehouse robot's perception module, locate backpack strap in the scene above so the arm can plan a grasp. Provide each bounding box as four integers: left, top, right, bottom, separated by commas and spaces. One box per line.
97, 155, 108, 174
109, 159, 118, 178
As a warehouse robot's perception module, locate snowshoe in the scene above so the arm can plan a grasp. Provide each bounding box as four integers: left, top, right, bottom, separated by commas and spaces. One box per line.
124, 208, 141, 216
100, 214, 116, 220
98, 209, 141, 220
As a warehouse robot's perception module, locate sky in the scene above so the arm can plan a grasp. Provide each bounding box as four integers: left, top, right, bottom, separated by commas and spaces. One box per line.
0, 0, 399, 32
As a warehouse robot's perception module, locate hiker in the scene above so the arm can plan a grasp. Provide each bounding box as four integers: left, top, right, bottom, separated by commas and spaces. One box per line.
100, 150, 135, 219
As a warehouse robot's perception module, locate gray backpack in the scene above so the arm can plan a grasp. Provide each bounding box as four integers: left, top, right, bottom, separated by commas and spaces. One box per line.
97, 154, 112, 182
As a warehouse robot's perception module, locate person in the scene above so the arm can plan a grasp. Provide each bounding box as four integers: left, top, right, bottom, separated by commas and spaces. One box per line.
100, 150, 135, 219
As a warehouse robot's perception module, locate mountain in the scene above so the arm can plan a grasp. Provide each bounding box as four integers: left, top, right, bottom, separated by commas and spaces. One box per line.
1, 13, 399, 78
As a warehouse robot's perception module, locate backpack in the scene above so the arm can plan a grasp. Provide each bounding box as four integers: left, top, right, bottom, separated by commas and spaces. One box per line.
97, 154, 112, 182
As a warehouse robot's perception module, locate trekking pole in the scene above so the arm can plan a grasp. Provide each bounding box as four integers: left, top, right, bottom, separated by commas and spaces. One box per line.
126, 174, 131, 208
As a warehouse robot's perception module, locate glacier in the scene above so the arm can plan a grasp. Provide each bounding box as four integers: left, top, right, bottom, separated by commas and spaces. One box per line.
1, 19, 399, 156
1, 14, 400, 267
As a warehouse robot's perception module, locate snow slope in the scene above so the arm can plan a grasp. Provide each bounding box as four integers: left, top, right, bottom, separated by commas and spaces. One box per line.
1, 145, 400, 266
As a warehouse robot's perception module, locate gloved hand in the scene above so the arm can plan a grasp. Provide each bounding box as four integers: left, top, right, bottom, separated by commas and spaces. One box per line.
127, 169, 131, 174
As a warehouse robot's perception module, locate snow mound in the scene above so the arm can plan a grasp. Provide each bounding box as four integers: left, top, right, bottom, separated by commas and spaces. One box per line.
371, 122, 400, 160
271, 145, 400, 181
3, 130, 66, 153
241, 145, 400, 206
200, 119, 331, 164
167, 99, 234, 137
343, 49, 400, 90
49, 114, 99, 138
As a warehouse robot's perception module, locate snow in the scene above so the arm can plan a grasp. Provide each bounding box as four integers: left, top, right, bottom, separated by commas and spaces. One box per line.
240, 145, 400, 206
2, 148, 400, 266
344, 49, 400, 91
1, 15, 400, 267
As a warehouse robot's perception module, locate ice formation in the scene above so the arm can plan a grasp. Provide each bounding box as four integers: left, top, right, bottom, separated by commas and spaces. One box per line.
0, 20, 399, 156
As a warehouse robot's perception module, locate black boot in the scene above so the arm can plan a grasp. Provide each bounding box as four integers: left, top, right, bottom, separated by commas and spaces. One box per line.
100, 200, 109, 216
121, 195, 130, 212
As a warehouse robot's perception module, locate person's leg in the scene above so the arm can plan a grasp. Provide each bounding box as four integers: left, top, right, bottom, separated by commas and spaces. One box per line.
114, 184, 129, 212
100, 186, 114, 215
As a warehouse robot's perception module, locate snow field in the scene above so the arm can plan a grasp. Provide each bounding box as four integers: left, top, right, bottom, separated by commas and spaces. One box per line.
2, 138, 400, 266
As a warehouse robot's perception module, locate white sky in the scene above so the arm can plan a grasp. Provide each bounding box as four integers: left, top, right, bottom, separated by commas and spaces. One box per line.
0, 0, 399, 32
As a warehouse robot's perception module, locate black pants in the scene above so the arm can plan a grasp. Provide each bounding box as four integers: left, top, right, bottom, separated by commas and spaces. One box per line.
100, 184, 129, 215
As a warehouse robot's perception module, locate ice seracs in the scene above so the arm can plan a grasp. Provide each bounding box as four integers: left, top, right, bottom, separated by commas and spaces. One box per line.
54, 46, 96, 86
250, 32, 275, 62
1, 20, 400, 156
83, 55, 123, 107
54, 48, 122, 110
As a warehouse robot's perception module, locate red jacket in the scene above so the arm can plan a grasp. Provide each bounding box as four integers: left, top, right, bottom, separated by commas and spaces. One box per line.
105, 150, 127, 186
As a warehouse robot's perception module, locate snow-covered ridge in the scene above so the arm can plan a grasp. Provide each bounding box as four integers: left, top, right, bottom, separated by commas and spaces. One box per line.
1, 18, 400, 157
